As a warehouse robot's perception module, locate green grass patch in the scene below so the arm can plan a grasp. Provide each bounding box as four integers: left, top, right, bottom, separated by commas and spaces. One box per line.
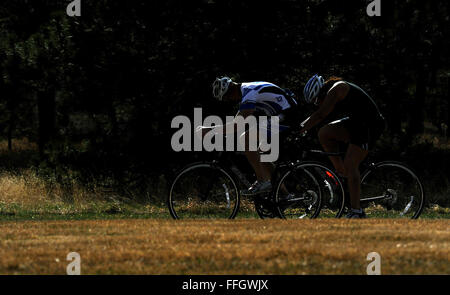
0, 199, 448, 221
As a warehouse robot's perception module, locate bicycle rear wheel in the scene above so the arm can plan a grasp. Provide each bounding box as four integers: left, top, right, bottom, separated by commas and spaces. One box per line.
168, 162, 240, 219
274, 162, 324, 219
360, 161, 425, 219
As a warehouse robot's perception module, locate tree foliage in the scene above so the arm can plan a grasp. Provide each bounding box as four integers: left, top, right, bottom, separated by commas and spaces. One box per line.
0, 0, 448, 197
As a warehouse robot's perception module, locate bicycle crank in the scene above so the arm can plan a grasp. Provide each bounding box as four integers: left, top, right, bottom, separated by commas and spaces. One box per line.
383, 188, 398, 209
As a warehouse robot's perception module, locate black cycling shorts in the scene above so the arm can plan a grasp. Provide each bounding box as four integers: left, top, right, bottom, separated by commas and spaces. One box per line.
328, 115, 385, 150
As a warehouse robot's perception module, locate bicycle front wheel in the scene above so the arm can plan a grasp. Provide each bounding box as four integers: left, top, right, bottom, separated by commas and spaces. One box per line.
360, 161, 425, 219
168, 162, 240, 219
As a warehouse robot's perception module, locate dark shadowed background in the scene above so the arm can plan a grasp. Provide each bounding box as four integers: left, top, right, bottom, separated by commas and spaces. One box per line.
0, 0, 448, 206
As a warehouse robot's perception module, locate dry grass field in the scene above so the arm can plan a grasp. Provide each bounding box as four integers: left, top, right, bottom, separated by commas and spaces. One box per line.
0, 138, 448, 275
0, 219, 448, 275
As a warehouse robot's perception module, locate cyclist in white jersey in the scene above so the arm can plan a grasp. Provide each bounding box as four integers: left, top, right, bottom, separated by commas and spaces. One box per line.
239, 81, 292, 116
197, 76, 298, 196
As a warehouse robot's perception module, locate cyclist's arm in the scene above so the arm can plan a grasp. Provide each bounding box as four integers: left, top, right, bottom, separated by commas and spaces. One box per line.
212, 109, 254, 135
299, 82, 349, 134
197, 109, 255, 136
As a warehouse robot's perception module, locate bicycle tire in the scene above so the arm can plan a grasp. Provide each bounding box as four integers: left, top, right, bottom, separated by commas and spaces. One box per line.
274, 161, 331, 219
305, 162, 346, 218
168, 162, 241, 219
360, 161, 425, 219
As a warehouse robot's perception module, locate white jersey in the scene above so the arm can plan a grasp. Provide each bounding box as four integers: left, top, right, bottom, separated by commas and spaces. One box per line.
239, 82, 295, 116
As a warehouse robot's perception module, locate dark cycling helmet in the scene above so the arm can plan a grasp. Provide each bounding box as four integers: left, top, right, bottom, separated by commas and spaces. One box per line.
303, 74, 324, 104
212, 76, 232, 100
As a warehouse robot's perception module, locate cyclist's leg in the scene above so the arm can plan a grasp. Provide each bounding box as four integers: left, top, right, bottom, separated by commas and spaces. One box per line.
241, 115, 287, 189
318, 124, 350, 176
240, 127, 272, 182
259, 119, 290, 182
266, 122, 291, 194
344, 144, 369, 210
342, 118, 372, 211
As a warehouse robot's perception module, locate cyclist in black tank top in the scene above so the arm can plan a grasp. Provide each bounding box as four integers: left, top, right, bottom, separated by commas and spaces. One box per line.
299, 75, 385, 218
328, 82, 382, 123
324, 82, 385, 149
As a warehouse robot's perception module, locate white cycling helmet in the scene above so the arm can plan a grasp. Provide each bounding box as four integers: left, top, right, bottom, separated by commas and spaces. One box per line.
303, 74, 325, 104
212, 76, 232, 100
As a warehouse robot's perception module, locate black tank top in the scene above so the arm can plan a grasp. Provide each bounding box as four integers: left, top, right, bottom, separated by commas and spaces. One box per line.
327, 81, 383, 123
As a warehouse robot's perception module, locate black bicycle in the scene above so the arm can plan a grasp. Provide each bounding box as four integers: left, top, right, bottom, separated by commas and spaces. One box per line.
275, 149, 425, 219
167, 133, 341, 219
168, 132, 424, 219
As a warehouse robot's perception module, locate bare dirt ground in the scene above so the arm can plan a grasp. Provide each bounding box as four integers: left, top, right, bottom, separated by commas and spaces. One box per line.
0, 219, 448, 274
